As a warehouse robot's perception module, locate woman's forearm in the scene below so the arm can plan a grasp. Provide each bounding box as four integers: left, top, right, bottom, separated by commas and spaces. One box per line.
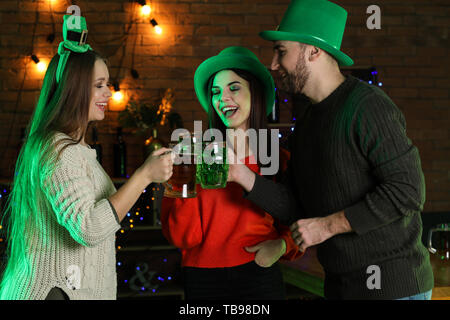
109, 147, 173, 223
108, 167, 151, 222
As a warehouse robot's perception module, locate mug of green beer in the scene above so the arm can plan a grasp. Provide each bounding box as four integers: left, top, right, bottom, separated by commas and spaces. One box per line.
196, 141, 228, 189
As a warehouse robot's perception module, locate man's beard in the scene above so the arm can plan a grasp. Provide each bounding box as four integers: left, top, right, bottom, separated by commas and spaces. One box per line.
279, 49, 310, 95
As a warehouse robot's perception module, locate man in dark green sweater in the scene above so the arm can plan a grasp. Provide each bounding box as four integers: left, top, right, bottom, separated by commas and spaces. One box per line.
228, 0, 434, 299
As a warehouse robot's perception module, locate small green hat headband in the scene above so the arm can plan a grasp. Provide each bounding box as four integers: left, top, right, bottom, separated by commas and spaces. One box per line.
56, 14, 92, 83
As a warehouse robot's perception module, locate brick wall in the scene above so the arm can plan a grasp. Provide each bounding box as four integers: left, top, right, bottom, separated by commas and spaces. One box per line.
0, 0, 448, 212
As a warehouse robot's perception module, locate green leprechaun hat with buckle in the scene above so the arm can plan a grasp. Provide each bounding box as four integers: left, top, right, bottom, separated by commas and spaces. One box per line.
56, 14, 92, 83
194, 46, 275, 116
260, 0, 354, 66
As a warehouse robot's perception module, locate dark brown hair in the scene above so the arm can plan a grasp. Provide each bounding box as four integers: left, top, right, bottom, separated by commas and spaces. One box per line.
30, 50, 107, 154
206, 68, 272, 170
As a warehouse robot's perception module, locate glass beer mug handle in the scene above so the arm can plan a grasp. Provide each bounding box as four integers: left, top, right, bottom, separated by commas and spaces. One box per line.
428, 228, 437, 254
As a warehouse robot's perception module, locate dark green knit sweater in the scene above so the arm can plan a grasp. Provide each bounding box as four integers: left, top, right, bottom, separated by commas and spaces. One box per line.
246, 76, 434, 299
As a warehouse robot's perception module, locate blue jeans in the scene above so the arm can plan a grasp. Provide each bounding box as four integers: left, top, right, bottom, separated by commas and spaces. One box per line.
397, 289, 432, 300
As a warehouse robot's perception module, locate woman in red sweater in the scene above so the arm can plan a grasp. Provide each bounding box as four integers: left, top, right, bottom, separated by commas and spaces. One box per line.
161, 46, 301, 300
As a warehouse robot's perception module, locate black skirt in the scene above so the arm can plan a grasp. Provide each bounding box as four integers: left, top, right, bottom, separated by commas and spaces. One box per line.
182, 261, 286, 300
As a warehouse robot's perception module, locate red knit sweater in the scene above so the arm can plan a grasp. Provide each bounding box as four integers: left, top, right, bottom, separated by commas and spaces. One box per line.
161, 153, 302, 268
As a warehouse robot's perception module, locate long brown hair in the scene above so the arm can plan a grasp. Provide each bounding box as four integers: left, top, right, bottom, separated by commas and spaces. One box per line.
30, 50, 106, 153
206, 68, 272, 170
0, 50, 106, 292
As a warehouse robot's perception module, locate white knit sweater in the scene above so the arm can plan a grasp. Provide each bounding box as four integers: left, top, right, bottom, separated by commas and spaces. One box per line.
2, 133, 121, 300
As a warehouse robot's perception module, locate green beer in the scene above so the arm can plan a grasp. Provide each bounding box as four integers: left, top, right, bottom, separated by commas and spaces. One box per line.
197, 142, 228, 189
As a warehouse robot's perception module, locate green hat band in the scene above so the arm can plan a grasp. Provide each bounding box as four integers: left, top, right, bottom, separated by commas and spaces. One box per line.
56, 15, 92, 84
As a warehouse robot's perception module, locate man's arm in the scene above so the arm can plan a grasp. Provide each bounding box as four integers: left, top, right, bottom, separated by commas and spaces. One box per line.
343, 91, 426, 235
292, 89, 424, 250
290, 210, 353, 252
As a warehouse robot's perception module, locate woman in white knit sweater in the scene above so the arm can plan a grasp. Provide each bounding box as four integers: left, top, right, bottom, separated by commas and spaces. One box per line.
0, 49, 173, 299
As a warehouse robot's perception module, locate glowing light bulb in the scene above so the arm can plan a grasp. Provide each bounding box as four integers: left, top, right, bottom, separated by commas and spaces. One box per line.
36, 61, 47, 72
141, 5, 151, 15
150, 19, 162, 34
113, 91, 124, 102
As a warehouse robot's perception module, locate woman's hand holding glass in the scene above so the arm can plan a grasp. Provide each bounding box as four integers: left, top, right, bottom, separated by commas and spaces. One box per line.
141, 147, 174, 184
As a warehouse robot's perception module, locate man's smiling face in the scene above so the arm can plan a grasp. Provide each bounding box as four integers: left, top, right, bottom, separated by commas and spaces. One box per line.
271, 40, 311, 95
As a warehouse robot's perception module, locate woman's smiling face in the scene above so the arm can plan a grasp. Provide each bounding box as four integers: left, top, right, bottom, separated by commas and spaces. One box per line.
88, 59, 112, 122
211, 69, 251, 131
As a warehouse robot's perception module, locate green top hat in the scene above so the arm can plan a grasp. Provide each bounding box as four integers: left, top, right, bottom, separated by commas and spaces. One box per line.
194, 46, 275, 116
56, 14, 92, 83
260, 0, 354, 66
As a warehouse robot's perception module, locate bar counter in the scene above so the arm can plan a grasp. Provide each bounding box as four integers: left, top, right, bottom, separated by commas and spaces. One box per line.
280, 247, 450, 300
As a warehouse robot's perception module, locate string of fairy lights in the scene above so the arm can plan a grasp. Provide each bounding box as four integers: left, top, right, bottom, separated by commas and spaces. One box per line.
115, 183, 180, 295
0, 0, 166, 179
29, 0, 163, 109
